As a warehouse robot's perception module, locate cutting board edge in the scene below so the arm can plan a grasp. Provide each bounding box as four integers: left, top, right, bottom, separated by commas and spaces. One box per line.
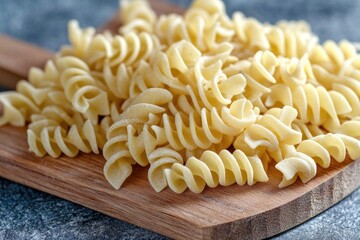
0, 150, 360, 239
202, 159, 360, 239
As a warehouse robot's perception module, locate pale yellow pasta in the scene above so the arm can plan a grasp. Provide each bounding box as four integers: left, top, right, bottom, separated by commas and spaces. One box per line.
232, 12, 318, 59
296, 133, 360, 168
56, 56, 110, 124
331, 83, 360, 119
265, 83, 352, 132
60, 20, 95, 59
119, 0, 156, 34
275, 55, 315, 89
103, 63, 132, 100
155, 0, 233, 52
310, 40, 357, 72
336, 119, 360, 140
291, 119, 327, 140
152, 40, 201, 93
236, 51, 279, 109
148, 146, 185, 192
234, 106, 301, 161
275, 146, 317, 188
276, 132, 360, 188
162, 99, 257, 151
28, 60, 61, 89
27, 116, 111, 158
164, 149, 269, 193
1, 0, 360, 193
103, 89, 173, 189
0, 92, 39, 126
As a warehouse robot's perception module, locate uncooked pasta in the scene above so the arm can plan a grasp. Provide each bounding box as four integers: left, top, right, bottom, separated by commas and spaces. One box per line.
0, 0, 359, 193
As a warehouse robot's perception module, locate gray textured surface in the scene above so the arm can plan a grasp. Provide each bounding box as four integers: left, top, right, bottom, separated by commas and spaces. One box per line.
0, 0, 359, 239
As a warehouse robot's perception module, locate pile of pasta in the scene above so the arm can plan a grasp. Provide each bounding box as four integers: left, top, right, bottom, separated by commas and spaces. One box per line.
0, 0, 359, 193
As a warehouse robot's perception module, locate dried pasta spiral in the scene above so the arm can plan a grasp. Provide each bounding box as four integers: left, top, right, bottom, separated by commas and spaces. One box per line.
275, 133, 360, 188
103, 88, 173, 189
162, 99, 257, 151
232, 12, 318, 59
0, 92, 39, 126
119, 0, 157, 34
27, 116, 110, 158
295, 133, 360, 168
236, 51, 279, 109
164, 149, 269, 193
57, 56, 110, 123
60, 20, 96, 59
234, 106, 302, 161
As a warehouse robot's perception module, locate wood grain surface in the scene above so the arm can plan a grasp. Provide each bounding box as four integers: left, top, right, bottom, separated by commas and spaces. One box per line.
0, 1, 359, 239
0, 35, 53, 89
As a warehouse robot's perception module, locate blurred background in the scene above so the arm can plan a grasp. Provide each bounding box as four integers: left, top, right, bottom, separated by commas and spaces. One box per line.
0, 0, 359, 239
1, 0, 360, 50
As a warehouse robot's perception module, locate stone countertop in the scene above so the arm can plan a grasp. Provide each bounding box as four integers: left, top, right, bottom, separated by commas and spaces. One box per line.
0, 0, 359, 239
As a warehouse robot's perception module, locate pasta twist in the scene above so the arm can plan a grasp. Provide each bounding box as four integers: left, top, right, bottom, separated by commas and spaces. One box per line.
148, 146, 185, 192
27, 116, 110, 158
57, 56, 110, 124
60, 20, 95, 59
232, 12, 318, 59
164, 149, 269, 193
28, 60, 61, 89
275, 54, 315, 88
336, 118, 360, 140
109, 31, 160, 69
295, 133, 360, 168
265, 83, 352, 132
155, 0, 233, 52
119, 0, 157, 34
152, 40, 201, 93
310, 40, 357, 73
0, 92, 39, 126
275, 133, 360, 188
103, 89, 173, 189
233, 51, 279, 111
163, 99, 258, 151
103, 62, 132, 100
187, 56, 246, 110
234, 106, 302, 161
291, 119, 327, 140
275, 145, 317, 188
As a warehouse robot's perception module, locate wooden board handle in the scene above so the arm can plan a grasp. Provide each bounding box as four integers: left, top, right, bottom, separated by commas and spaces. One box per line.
0, 35, 53, 89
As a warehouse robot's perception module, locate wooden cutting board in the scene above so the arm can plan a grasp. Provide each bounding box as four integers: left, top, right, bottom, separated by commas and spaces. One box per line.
0, 1, 359, 239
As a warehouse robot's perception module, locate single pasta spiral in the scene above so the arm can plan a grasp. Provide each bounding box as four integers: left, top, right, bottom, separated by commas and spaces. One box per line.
295, 133, 360, 168
152, 40, 201, 93
60, 20, 96, 59
275, 145, 317, 188
235, 51, 279, 110
155, 0, 233, 52
275, 133, 360, 188
335, 118, 360, 140
56, 56, 110, 124
0, 92, 39, 126
103, 88, 173, 189
232, 12, 318, 59
162, 99, 257, 151
119, 0, 157, 34
265, 83, 352, 132
164, 149, 269, 193
109, 31, 160, 69
234, 106, 302, 161
27, 116, 110, 158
